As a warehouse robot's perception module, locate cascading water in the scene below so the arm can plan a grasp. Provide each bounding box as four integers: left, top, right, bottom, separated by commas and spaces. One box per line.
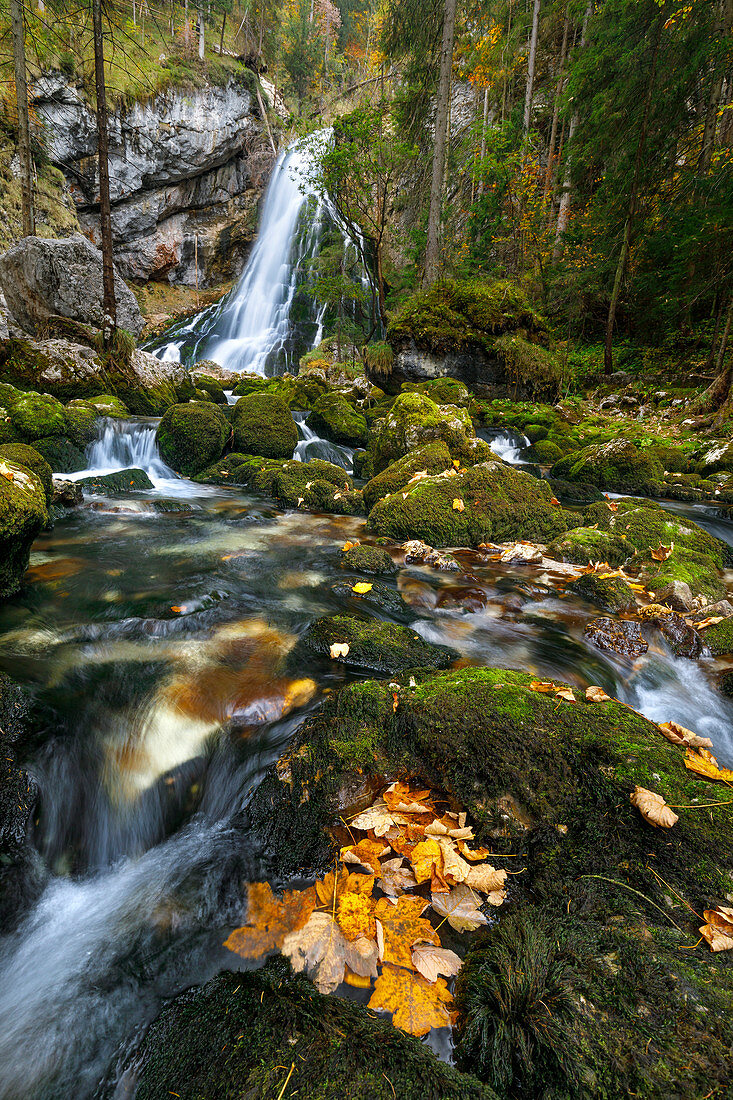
64, 418, 202, 496
293, 411, 354, 471
150, 135, 348, 375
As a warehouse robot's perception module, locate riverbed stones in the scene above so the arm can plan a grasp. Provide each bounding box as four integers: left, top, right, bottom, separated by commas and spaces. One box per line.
339, 544, 397, 574
567, 571, 637, 613
156, 401, 230, 476
292, 615, 457, 674
231, 393, 298, 459
584, 617, 648, 658
0, 460, 48, 597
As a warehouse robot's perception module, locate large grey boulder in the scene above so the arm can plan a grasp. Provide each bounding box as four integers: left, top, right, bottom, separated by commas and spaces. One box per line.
0, 234, 144, 338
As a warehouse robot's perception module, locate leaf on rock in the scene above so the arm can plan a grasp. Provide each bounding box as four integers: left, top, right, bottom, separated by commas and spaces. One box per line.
554, 686, 576, 703
352, 582, 373, 594
383, 781, 434, 814
373, 895, 437, 969
457, 840, 494, 861
629, 785, 678, 828
315, 866, 373, 908
464, 864, 508, 899
223, 882, 316, 960
431, 884, 490, 932
349, 799, 401, 837
684, 749, 733, 783
530, 680, 554, 693
658, 720, 713, 749
378, 856, 418, 897
586, 686, 612, 702
368, 964, 453, 1037
435, 836, 471, 885
700, 906, 733, 952
329, 642, 350, 658
650, 542, 673, 561
452, 498, 465, 512
695, 615, 724, 629
411, 943, 462, 984
342, 540, 360, 551
341, 838, 390, 874
410, 838, 444, 886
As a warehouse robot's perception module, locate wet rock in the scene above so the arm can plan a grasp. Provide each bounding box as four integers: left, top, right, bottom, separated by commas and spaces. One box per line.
77, 468, 154, 494
699, 617, 733, 657
292, 615, 457, 674
195, 455, 364, 516
0, 233, 143, 337
0, 460, 48, 597
329, 579, 414, 622
30, 435, 87, 473
307, 392, 368, 447
695, 600, 733, 619
190, 370, 227, 405
231, 393, 298, 459
363, 441, 453, 513
584, 617, 648, 658
567, 572, 637, 613
650, 611, 705, 659
697, 440, 733, 476
51, 477, 83, 507
368, 460, 576, 549
156, 401, 230, 476
8, 391, 66, 440
367, 391, 481, 474
653, 579, 695, 611
403, 540, 460, 571
130, 963, 492, 1100
340, 544, 397, 574
548, 478, 605, 506
0, 673, 39, 931
550, 439, 663, 495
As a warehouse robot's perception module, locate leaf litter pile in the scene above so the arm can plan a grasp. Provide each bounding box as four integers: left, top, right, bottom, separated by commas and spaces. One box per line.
224, 781, 511, 1037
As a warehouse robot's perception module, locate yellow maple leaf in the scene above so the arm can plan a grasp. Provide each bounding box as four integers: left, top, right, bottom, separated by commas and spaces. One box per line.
373, 895, 437, 969
341, 838, 389, 874
223, 882, 316, 959
410, 838, 444, 885
282, 911, 377, 994
452, 498, 465, 512
352, 582, 373, 594
368, 964, 453, 1037
684, 748, 733, 783
336, 891, 376, 941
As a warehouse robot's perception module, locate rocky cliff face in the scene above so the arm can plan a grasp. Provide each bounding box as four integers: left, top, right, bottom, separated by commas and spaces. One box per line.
32, 72, 275, 287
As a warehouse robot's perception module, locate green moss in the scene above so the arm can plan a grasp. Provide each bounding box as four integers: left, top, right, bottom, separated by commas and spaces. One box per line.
230, 393, 298, 459
363, 340, 394, 378
551, 440, 663, 495
191, 372, 227, 405
567, 572, 636, 612
63, 402, 98, 448
307, 392, 368, 447
292, 615, 457, 674
0, 460, 48, 597
494, 333, 562, 399
363, 441, 453, 512
134, 962, 495, 1100
156, 402, 230, 476
340, 544, 397, 574
401, 377, 471, 407
85, 394, 129, 418
77, 468, 154, 493
252, 459, 364, 516
368, 460, 576, 547
636, 547, 726, 603
9, 393, 67, 440
0, 443, 53, 503
531, 438, 563, 464
548, 526, 631, 566
30, 436, 86, 474
700, 617, 733, 656
368, 392, 475, 474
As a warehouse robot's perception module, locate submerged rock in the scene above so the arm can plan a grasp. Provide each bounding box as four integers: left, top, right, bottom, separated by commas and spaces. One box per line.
584, 617, 648, 658
329, 579, 414, 622
292, 615, 457, 674
196, 455, 364, 517
0, 673, 39, 931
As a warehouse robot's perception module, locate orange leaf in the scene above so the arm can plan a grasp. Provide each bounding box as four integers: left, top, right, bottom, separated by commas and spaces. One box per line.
684, 749, 733, 783
649, 542, 673, 562
223, 882, 316, 959
368, 963, 453, 1037
409, 838, 444, 885
341, 838, 390, 874
629, 786, 678, 828
452, 498, 465, 512
373, 895, 438, 969
529, 680, 554, 693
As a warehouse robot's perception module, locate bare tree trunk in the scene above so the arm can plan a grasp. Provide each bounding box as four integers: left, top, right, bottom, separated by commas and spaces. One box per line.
92, 0, 116, 335
255, 80, 277, 154
553, 0, 591, 262
698, 295, 733, 414
603, 16, 663, 375
10, 0, 34, 237
523, 0, 541, 132
424, 0, 457, 284
543, 7, 570, 202
198, 6, 205, 59
219, 8, 226, 53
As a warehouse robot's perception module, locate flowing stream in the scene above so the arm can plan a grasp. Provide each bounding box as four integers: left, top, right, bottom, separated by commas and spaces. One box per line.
2, 147, 733, 1099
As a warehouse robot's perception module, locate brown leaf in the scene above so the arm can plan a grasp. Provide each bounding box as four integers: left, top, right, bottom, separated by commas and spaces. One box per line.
435, 836, 471, 885
658, 721, 713, 750
282, 911, 377, 994
349, 799, 398, 837
411, 942, 462, 984
554, 686, 576, 703
529, 680, 554, 694
224, 882, 316, 960
696, 615, 724, 629
463, 864, 508, 897
586, 686, 612, 702
383, 781, 434, 814
649, 542, 673, 562
629, 786, 678, 828
368, 963, 453, 1037
373, 895, 438, 969
457, 840, 494, 861
700, 906, 733, 952
378, 856, 418, 897
430, 884, 489, 932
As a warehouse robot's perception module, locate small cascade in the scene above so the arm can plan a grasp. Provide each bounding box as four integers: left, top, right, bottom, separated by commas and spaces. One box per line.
484, 429, 531, 465
293, 411, 354, 472
65, 418, 193, 494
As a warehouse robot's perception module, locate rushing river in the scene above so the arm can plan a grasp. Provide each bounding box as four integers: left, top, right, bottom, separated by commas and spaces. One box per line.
0, 418, 732, 1099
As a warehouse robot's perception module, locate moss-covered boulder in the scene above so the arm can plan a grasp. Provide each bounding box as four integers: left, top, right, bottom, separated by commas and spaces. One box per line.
77, 468, 154, 493
368, 393, 478, 474
251, 459, 364, 516
550, 440, 663, 495
567, 571, 637, 612
132, 962, 494, 1100
0, 460, 48, 597
494, 333, 562, 396
9, 393, 67, 440
363, 442, 453, 513
401, 378, 471, 407
699, 616, 733, 656
30, 436, 86, 473
307, 392, 368, 448
63, 402, 98, 448
697, 440, 733, 476
249, 666, 733, 1098
0, 443, 53, 503
548, 527, 632, 567
0, 418, 21, 445
340, 544, 397, 574
531, 438, 563, 464
292, 615, 457, 674
85, 394, 129, 418
191, 372, 227, 404
156, 402, 230, 476
230, 393, 298, 459
368, 460, 576, 548
329, 578, 414, 621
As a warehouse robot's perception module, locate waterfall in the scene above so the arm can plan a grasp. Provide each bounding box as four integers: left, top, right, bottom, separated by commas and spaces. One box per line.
63, 418, 190, 493
150, 135, 345, 376
293, 411, 354, 471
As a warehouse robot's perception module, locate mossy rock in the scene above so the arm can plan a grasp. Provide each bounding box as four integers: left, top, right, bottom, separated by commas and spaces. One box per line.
291, 615, 457, 674
401, 378, 471, 407
550, 440, 663, 495
63, 402, 98, 448
368, 460, 576, 548
307, 392, 368, 448
231, 393, 298, 459
567, 572, 637, 612
329, 578, 414, 621
251, 459, 364, 516
231, 374, 295, 403
191, 372, 227, 404
77, 468, 154, 493
493, 334, 562, 398
290, 372, 327, 409
368, 392, 476, 475
531, 438, 563, 464
636, 547, 726, 604
584, 499, 727, 568
340, 544, 397, 575
85, 394, 129, 418
362, 442, 453, 513
549, 478, 605, 506
699, 617, 733, 656
193, 452, 271, 486
0, 420, 22, 445
0, 460, 48, 597
133, 962, 494, 1100
0, 443, 53, 503
696, 440, 733, 476
548, 526, 631, 567
156, 402, 230, 476
249, 665, 733, 1097
30, 435, 86, 474
9, 393, 67, 440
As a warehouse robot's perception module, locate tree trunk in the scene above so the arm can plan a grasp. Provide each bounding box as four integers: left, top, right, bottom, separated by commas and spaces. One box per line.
219, 9, 226, 54
699, 295, 733, 414
255, 80, 277, 155
424, 0, 458, 284
10, 0, 34, 237
603, 15, 663, 375
92, 0, 116, 335
543, 7, 570, 202
523, 0, 541, 132
198, 7, 205, 59
552, 0, 591, 262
